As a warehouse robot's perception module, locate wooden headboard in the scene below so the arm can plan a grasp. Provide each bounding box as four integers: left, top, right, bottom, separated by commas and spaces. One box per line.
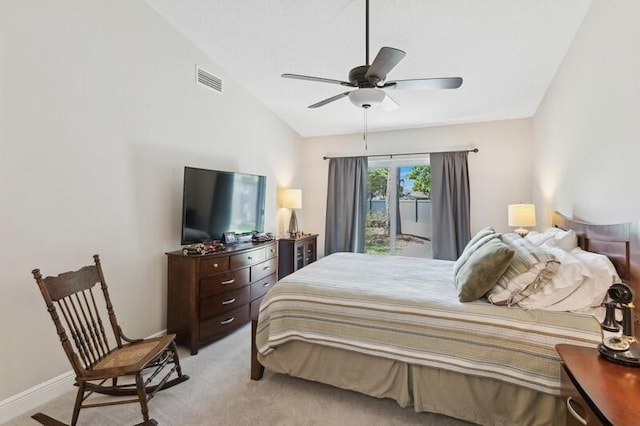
552, 211, 640, 322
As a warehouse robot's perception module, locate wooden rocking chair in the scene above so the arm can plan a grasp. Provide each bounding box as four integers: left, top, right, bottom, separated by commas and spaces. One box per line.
31, 255, 189, 425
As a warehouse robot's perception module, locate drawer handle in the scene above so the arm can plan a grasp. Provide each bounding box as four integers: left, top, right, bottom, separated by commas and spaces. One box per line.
248, 256, 253, 260
263, 282, 271, 288
566, 397, 587, 425
221, 298, 236, 305
220, 317, 235, 325
211, 263, 218, 268
221, 278, 235, 285
263, 266, 270, 270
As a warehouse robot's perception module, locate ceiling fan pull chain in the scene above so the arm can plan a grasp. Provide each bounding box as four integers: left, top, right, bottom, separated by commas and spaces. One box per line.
364, 109, 368, 150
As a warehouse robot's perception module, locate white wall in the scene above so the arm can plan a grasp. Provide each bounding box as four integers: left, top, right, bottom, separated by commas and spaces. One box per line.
532, 0, 640, 226
0, 0, 302, 404
301, 119, 533, 254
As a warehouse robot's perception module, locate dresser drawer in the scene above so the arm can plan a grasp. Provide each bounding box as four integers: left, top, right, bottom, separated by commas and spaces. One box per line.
230, 247, 266, 269
199, 256, 230, 277
264, 243, 277, 260
199, 287, 250, 319
251, 257, 277, 282
200, 304, 249, 341
561, 366, 602, 426
250, 274, 276, 301
199, 268, 250, 298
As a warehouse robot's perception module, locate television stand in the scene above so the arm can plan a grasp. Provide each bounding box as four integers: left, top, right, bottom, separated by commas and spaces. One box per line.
165, 240, 277, 355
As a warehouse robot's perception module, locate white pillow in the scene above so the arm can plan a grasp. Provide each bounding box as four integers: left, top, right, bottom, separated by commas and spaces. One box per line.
529, 247, 620, 312
525, 228, 578, 252
486, 235, 560, 306
524, 230, 551, 246
517, 245, 590, 309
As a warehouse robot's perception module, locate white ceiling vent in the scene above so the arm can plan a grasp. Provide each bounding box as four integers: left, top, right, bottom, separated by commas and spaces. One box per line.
196, 66, 222, 93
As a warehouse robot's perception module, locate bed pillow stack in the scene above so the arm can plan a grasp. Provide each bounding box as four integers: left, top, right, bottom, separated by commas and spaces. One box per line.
485, 233, 561, 306
517, 228, 619, 311
516, 244, 592, 310
455, 226, 621, 311
454, 227, 515, 302
539, 246, 619, 311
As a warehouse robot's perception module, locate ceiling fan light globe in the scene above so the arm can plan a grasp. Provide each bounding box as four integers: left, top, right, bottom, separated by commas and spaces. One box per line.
348, 88, 386, 109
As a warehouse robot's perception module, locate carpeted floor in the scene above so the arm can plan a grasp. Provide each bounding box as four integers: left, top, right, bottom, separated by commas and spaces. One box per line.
9, 324, 474, 425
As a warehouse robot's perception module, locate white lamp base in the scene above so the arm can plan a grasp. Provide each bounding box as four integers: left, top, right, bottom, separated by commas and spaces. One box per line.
288, 209, 299, 237
514, 227, 530, 237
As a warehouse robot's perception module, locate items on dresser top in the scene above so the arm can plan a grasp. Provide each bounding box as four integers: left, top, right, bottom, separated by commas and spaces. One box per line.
182, 241, 226, 255
166, 240, 277, 354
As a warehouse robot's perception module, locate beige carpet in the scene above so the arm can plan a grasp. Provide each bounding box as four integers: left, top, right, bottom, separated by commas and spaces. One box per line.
9, 324, 474, 425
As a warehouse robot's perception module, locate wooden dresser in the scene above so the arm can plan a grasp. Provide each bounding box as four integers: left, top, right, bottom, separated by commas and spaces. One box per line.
557, 343, 640, 425
166, 241, 277, 354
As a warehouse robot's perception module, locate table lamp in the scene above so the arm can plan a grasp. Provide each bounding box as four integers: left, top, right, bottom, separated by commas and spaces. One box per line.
279, 188, 302, 237
508, 204, 536, 237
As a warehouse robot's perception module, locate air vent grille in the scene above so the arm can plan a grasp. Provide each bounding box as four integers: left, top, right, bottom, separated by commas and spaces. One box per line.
196, 66, 222, 93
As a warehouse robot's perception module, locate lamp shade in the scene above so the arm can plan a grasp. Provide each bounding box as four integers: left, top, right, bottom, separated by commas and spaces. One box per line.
508, 204, 536, 227
279, 188, 302, 209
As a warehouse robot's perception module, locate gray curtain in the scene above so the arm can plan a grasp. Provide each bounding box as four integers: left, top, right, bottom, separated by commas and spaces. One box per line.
431, 151, 471, 260
324, 157, 368, 255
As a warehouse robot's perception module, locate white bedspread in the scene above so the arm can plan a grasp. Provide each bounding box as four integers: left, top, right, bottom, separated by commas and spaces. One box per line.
257, 253, 603, 395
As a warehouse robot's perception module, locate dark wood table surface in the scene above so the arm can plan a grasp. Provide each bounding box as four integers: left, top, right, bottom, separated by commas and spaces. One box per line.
556, 344, 640, 425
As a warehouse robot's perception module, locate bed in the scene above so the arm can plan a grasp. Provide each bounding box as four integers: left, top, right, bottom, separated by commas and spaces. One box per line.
250, 212, 640, 425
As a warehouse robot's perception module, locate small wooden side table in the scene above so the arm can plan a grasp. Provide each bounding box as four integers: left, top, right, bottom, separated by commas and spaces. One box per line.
556, 343, 640, 425
277, 234, 318, 279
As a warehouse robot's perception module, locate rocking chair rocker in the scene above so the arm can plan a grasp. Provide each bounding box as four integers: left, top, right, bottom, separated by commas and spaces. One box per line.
31, 255, 189, 425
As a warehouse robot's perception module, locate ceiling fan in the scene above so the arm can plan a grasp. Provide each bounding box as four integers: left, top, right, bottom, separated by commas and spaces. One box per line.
282, 0, 463, 110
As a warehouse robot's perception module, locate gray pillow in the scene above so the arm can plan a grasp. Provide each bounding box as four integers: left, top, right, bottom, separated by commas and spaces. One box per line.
453, 226, 497, 278
456, 238, 515, 303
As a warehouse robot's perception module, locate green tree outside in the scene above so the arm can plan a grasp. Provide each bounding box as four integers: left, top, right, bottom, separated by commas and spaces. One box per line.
406, 165, 431, 198
367, 168, 388, 198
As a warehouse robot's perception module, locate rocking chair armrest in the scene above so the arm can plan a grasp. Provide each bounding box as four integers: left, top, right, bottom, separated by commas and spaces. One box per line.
118, 326, 143, 344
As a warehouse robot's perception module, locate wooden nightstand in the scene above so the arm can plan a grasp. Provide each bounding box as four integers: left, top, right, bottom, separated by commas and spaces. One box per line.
556, 343, 640, 425
277, 234, 318, 279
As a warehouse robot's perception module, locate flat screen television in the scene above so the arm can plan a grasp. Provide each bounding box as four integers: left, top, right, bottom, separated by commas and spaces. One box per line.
181, 167, 266, 245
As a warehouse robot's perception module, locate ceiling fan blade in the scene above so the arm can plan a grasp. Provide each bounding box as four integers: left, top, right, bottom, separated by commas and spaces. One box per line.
383, 77, 463, 90
381, 93, 400, 112
282, 73, 354, 87
308, 91, 351, 108
364, 47, 406, 84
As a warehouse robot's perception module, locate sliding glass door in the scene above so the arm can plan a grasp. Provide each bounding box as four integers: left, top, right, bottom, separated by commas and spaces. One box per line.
365, 158, 432, 258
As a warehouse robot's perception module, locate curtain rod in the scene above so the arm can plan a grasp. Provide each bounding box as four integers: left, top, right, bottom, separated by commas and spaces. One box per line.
322, 148, 479, 160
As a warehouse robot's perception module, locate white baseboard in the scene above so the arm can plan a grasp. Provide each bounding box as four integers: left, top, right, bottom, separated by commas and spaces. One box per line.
0, 370, 75, 424
0, 329, 167, 424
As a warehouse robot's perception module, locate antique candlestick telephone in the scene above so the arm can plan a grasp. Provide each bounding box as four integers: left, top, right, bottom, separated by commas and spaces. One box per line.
599, 282, 640, 366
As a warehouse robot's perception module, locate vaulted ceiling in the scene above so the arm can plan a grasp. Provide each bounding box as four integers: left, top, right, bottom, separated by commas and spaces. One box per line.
147, 0, 592, 137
